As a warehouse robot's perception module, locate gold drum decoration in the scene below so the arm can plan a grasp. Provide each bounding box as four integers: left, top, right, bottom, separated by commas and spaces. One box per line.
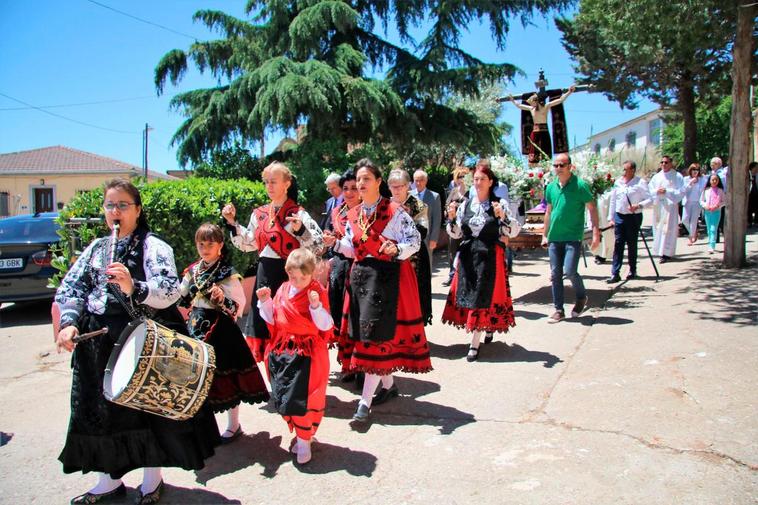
103, 319, 216, 421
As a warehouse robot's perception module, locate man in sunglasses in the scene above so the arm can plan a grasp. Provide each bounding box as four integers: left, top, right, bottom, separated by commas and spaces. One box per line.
644, 155, 685, 263
542, 153, 600, 323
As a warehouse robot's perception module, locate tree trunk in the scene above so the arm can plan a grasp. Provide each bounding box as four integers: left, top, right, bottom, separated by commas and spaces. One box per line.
724, 0, 757, 268
678, 82, 698, 167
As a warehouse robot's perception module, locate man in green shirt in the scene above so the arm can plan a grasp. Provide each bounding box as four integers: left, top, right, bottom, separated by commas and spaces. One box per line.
541, 153, 600, 323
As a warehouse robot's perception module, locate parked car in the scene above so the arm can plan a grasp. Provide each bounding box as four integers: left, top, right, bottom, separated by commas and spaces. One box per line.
0, 212, 60, 304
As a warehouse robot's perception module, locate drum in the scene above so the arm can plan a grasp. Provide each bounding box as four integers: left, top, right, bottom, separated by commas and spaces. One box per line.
103, 319, 216, 421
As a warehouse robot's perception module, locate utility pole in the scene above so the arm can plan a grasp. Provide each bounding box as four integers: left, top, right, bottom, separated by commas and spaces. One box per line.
142, 123, 153, 179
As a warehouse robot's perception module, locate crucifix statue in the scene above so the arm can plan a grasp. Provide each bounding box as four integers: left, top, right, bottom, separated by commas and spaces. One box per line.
497, 70, 590, 166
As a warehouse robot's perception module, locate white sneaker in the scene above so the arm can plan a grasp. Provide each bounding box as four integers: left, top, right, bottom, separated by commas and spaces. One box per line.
708, 248, 715, 254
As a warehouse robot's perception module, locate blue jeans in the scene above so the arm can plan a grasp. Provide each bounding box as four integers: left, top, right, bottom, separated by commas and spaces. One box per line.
548, 241, 586, 312
704, 209, 721, 249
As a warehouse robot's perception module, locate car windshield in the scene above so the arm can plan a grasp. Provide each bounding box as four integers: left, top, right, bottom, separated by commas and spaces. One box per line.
0, 216, 58, 240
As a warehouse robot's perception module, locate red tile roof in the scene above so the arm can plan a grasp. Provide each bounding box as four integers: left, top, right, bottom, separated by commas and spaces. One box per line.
0, 145, 176, 180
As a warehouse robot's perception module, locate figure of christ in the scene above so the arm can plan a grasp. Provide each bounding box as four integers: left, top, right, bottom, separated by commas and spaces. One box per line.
506, 85, 576, 166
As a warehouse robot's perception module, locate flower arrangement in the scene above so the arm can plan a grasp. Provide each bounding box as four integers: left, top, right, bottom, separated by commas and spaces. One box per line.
571, 153, 621, 197
490, 152, 620, 202
490, 154, 552, 203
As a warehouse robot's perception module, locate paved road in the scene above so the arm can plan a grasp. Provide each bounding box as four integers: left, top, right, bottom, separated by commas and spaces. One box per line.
1, 227, 756, 504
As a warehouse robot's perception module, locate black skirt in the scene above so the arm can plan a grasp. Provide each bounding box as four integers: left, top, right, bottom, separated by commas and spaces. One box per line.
328, 252, 353, 332
249, 257, 288, 340
60, 308, 220, 479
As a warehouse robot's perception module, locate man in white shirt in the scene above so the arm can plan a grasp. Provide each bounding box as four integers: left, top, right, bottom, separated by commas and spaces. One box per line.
643, 155, 684, 263
606, 160, 649, 282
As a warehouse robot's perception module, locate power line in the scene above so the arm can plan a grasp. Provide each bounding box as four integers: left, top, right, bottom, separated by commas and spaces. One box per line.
0, 95, 155, 111
0, 92, 141, 135
83, 0, 198, 40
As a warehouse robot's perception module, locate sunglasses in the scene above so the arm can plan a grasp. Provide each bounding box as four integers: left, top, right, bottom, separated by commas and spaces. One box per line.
552, 162, 568, 168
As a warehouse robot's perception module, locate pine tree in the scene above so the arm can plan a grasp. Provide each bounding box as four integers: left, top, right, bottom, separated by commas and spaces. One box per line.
155, 0, 571, 166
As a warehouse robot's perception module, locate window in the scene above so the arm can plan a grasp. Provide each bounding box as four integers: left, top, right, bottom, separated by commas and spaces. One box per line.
626, 130, 637, 146
0, 192, 9, 217
608, 138, 616, 152
593, 143, 601, 155
649, 118, 662, 146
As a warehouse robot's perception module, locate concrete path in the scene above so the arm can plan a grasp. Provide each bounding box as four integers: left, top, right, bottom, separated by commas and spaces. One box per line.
1, 225, 756, 504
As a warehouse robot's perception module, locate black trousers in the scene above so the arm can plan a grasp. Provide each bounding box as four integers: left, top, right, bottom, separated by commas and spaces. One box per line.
611, 212, 643, 276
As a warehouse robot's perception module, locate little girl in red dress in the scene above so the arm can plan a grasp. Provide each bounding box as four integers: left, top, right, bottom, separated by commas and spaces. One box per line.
256, 248, 333, 465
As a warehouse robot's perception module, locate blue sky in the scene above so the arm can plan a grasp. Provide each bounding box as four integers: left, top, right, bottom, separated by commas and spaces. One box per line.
0, 1, 655, 174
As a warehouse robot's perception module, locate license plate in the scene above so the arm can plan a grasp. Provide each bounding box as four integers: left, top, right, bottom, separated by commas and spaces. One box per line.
0, 258, 23, 269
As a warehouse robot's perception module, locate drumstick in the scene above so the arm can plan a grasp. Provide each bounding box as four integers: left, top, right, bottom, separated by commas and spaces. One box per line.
72, 327, 109, 343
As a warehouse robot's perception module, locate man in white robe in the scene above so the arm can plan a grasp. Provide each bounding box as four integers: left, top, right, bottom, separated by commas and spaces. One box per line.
642, 155, 684, 262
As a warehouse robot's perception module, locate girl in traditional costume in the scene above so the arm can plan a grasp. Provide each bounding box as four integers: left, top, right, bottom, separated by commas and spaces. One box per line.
256, 248, 333, 465
322, 171, 361, 379
55, 179, 219, 505
222, 162, 323, 360
323, 159, 432, 423
387, 168, 433, 325
179, 223, 270, 443
441, 164, 518, 362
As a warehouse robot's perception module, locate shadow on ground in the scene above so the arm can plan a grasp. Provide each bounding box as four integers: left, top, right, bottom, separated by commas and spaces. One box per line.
142, 483, 242, 504
676, 253, 758, 327
429, 341, 562, 368
0, 300, 53, 328
194, 431, 289, 482
325, 395, 475, 435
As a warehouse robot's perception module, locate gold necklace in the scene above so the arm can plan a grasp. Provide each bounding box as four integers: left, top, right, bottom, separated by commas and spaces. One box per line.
267, 204, 283, 227
193, 259, 221, 293
357, 204, 378, 242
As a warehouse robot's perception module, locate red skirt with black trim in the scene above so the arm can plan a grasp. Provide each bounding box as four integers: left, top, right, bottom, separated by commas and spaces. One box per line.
339, 260, 432, 375
441, 246, 516, 334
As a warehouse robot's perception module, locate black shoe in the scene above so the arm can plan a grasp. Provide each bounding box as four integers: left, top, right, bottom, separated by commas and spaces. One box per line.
441, 278, 452, 287
220, 425, 243, 445
373, 384, 399, 405
606, 274, 622, 284
660, 255, 671, 264
71, 484, 126, 504
626, 272, 637, 280
340, 372, 356, 383
466, 346, 479, 362
135, 480, 163, 505
484, 332, 493, 344
352, 403, 370, 423
594, 256, 606, 265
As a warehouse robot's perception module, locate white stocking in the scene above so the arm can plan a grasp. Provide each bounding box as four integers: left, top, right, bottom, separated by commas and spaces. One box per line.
359, 373, 382, 409
140, 467, 162, 494
296, 436, 312, 464
89, 472, 122, 494
225, 405, 241, 434
470, 331, 482, 350
380, 374, 394, 389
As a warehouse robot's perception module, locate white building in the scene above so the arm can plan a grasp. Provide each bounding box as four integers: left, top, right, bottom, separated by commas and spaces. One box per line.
571, 109, 666, 175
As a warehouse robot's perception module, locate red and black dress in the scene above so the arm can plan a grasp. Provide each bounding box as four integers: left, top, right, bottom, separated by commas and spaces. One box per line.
441, 196, 516, 334
327, 202, 355, 371
227, 199, 323, 357
333, 197, 432, 375
259, 280, 332, 441
179, 257, 269, 412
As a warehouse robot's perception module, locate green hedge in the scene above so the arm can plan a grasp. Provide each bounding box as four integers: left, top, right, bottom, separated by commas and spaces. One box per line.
51, 177, 267, 287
